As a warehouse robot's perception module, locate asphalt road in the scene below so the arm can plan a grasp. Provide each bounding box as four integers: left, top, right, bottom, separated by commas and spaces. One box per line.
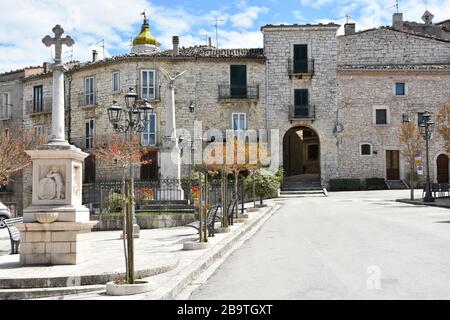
190, 190, 450, 300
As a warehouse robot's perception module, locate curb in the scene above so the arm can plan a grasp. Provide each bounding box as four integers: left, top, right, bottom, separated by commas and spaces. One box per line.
144, 203, 282, 300
396, 199, 450, 209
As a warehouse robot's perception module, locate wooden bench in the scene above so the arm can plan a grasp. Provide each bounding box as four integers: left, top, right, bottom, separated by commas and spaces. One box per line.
5, 217, 23, 255
186, 205, 220, 237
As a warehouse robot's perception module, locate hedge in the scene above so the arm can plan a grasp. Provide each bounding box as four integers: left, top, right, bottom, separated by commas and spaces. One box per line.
329, 178, 361, 191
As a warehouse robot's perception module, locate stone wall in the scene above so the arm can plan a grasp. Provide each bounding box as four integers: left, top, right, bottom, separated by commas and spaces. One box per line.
263, 25, 340, 186
337, 71, 450, 182
337, 28, 450, 66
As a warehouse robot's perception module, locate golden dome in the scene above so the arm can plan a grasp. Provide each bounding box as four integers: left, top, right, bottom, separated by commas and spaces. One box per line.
133, 15, 158, 46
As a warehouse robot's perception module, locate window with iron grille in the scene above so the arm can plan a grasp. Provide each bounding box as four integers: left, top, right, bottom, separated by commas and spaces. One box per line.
361, 144, 372, 155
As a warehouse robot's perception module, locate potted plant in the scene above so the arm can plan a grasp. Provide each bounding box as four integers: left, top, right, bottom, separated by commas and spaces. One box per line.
135, 188, 155, 206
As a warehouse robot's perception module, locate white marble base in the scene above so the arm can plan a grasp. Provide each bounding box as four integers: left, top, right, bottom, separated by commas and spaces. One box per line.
106, 280, 151, 296
23, 205, 90, 223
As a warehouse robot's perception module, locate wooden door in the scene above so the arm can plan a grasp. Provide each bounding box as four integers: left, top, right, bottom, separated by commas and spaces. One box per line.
84, 155, 96, 183
437, 154, 449, 183
386, 150, 400, 180
140, 151, 158, 180
230, 65, 247, 98
294, 44, 308, 72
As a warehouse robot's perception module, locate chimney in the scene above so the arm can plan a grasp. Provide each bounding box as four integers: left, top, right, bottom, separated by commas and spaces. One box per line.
92, 50, 98, 62
344, 23, 356, 35
208, 37, 212, 47
43, 62, 49, 73
172, 36, 179, 56
392, 13, 403, 30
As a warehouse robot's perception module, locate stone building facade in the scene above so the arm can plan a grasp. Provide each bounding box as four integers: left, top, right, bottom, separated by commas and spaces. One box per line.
1, 11, 450, 212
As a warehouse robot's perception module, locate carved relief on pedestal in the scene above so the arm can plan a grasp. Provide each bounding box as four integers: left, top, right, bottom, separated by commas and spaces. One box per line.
38, 165, 66, 200
73, 165, 81, 199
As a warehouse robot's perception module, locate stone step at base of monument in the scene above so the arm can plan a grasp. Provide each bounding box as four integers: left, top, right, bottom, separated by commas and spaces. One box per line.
0, 284, 105, 300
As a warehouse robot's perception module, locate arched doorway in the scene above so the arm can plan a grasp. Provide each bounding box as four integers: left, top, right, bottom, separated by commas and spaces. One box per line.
283, 126, 320, 180
436, 154, 449, 183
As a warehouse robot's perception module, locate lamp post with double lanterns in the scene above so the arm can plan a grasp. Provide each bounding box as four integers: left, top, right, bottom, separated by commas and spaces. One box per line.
419, 111, 435, 203
107, 87, 153, 283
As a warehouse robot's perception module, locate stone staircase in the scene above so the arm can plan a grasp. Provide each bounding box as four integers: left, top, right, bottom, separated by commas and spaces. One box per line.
280, 175, 326, 196
385, 180, 409, 190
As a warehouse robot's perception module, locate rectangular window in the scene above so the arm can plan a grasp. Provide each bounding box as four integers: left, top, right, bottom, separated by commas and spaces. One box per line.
294, 89, 309, 117
230, 65, 247, 98
361, 144, 372, 155
34, 125, 43, 140
395, 82, 405, 96
33, 85, 43, 112
293, 44, 308, 73
3, 128, 9, 139
141, 113, 157, 146
112, 72, 120, 93
232, 113, 246, 130
1, 93, 11, 119
376, 109, 387, 124
85, 119, 95, 149
418, 112, 425, 126
141, 70, 155, 100
85, 77, 95, 105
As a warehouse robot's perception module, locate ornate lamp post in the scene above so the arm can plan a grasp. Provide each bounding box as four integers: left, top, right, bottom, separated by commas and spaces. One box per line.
107, 87, 153, 283
419, 111, 435, 203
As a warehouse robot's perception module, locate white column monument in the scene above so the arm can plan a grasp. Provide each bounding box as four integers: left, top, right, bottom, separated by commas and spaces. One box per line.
158, 68, 187, 200
17, 25, 97, 265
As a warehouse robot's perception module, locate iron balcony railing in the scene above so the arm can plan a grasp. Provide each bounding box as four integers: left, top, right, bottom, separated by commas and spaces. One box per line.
218, 85, 259, 100
289, 104, 316, 120
288, 58, 315, 75
26, 98, 52, 115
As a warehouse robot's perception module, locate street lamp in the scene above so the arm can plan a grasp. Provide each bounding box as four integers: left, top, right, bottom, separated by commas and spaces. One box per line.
107, 87, 153, 283
419, 111, 435, 203
188, 101, 195, 204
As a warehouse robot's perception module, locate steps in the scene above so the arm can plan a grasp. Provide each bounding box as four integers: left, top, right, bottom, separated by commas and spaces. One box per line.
280, 176, 325, 196
385, 180, 409, 190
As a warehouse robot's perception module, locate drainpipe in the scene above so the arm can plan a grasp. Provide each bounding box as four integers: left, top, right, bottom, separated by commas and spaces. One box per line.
67, 71, 73, 143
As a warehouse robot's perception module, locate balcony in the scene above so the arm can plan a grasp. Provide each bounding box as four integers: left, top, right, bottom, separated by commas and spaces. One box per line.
289, 104, 316, 121
288, 59, 315, 79
26, 98, 52, 116
218, 85, 259, 101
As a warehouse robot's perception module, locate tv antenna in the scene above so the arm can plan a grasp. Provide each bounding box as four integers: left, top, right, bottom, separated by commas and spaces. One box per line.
207, 17, 225, 48
64, 47, 74, 61
335, 14, 352, 24
387, 0, 400, 12
95, 39, 105, 59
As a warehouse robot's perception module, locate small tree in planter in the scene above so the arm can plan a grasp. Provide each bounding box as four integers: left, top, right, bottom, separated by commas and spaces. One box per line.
95, 134, 151, 285
245, 168, 282, 206
399, 122, 423, 200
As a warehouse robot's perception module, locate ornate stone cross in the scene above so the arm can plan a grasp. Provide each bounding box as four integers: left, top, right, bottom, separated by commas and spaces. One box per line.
42, 25, 74, 64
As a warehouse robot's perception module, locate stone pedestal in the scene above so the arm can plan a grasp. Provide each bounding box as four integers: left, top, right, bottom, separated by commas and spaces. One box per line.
19, 145, 97, 265
158, 142, 184, 200
17, 222, 97, 265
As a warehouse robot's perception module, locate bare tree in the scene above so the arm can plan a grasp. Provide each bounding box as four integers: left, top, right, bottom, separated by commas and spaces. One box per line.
399, 123, 423, 200
95, 133, 151, 284
0, 127, 42, 186
436, 105, 450, 153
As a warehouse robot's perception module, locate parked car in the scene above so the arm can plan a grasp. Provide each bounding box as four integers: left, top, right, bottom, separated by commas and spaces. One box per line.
0, 201, 12, 229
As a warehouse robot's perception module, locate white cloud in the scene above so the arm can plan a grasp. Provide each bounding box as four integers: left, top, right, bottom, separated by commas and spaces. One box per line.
230, 6, 269, 29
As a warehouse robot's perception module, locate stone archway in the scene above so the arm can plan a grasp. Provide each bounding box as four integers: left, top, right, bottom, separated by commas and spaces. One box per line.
282, 126, 320, 180
436, 154, 449, 183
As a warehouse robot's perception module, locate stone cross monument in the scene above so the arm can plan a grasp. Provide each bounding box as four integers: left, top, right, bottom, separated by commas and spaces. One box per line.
158, 67, 187, 200
17, 25, 97, 265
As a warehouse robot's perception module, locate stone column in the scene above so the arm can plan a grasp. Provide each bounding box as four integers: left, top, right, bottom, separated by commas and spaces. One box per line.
17, 25, 97, 265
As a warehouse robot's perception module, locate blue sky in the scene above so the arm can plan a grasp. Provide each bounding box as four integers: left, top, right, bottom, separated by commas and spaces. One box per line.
0, 0, 449, 72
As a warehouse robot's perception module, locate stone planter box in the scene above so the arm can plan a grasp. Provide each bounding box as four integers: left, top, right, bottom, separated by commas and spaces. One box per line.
91, 214, 195, 231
